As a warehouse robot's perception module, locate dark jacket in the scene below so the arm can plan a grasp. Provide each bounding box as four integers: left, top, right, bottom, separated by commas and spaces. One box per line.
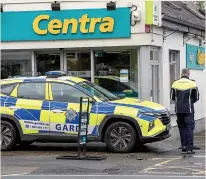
170, 76, 199, 114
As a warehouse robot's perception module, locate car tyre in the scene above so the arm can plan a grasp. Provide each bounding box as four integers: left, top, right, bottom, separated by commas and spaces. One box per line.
105, 121, 136, 153
1, 120, 17, 151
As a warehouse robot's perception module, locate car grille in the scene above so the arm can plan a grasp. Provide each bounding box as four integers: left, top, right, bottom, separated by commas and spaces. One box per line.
158, 113, 171, 125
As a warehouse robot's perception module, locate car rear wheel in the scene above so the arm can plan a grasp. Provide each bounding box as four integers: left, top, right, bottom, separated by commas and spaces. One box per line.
1, 121, 17, 151
105, 122, 136, 153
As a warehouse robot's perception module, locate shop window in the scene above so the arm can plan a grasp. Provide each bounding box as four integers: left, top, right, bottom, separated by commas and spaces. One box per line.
169, 50, 180, 105
36, 53, 60, 76
51, 83, 88, 103
94, 50, 139, 97
17, 83, 45, 100
1, 51, 32, 79
67, 52, 91, 79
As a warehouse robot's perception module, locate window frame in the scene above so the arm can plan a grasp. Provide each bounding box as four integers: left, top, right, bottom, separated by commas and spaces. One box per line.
1, 83, 18, 96
16, 82, 47, 100
49, 82, 96, 103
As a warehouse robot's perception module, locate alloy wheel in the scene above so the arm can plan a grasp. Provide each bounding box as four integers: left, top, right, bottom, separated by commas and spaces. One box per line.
110, 126, 132, 149
1, 124, 12, 148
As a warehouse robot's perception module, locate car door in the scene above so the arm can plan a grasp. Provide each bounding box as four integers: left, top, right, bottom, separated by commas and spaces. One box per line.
5, 81, 50, 135
1, 83, 18, 116
48, 82, 98, 136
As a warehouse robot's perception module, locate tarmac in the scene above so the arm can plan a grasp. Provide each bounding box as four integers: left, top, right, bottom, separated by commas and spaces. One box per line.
1, 131, 205, 179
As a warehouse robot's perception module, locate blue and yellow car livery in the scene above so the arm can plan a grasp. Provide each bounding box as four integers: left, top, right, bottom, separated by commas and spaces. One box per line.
0, 76, 171, 152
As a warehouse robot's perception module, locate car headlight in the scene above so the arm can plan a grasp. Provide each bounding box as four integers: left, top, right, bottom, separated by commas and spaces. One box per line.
140, 111, 156, 117
148, 121, 155, 132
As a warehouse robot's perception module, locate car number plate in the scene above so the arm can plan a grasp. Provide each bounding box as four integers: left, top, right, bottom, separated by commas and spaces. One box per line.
166, 123, 171, 130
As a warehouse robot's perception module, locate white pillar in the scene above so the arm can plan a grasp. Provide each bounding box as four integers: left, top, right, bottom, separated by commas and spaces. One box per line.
31, 51, 36, 76
139, 46, 151, 101
90, 49, 95, 83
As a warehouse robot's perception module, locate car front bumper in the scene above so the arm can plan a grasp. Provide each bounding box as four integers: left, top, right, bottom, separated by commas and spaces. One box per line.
140, 130, 171, 144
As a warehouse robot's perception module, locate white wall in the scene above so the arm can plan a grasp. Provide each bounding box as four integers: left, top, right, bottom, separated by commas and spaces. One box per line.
1, 0, 154, 50
161, 30, 206, 126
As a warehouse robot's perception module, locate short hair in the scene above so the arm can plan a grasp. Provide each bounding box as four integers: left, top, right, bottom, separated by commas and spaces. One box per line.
181, 68, 190, 77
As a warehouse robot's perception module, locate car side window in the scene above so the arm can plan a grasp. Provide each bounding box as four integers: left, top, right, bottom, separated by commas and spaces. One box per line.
1, 83, 17, 96
17, 83, 46, 100
51, 83, 89, 103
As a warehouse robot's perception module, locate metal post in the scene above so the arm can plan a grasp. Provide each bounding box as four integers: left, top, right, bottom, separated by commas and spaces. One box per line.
90, 49, 95, 83
60, 50, 64, 71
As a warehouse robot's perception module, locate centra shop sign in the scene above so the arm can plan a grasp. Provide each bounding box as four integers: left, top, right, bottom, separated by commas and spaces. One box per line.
33, 14, 114, 35
1, 8, 131, 41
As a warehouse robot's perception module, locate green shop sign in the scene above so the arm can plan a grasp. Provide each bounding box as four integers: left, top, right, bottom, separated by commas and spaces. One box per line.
186, 44, 205, 70
1, 8, 131, 41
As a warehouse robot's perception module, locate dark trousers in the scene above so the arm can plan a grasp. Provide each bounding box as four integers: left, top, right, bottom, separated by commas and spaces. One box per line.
176, 113, 195, 151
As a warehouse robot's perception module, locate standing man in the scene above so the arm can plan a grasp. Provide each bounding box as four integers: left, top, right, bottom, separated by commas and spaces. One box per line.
170, 68, 199, 154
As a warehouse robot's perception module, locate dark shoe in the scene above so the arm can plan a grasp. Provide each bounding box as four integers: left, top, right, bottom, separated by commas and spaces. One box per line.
182, 146, 187, 152
187, 150, 195, 154
193, 146, 201, 150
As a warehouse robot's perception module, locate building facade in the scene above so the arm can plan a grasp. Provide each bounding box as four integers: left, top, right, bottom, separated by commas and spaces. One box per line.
1, 0, 205, 134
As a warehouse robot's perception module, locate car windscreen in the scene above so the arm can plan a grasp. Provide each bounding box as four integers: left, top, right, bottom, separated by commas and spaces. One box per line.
78, 81, 120, 101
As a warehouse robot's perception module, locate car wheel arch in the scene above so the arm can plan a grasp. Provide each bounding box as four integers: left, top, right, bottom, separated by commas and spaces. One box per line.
1, 114, 23, 142
99, 115, 142, 142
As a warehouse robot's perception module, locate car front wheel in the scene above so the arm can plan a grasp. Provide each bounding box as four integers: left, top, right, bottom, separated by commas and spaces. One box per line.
1, 121, 17, 151
105, 121, 136, 153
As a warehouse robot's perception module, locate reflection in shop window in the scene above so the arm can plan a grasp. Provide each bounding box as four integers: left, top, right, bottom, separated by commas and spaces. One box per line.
36, 53, 60, 76
94, 50, 138, 98
67, 52, 91, 79
1, 51, 32, 79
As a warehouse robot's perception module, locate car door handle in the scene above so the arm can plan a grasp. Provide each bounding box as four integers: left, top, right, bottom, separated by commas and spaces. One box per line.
51, 109, 64, 113
8, 106, 20, 111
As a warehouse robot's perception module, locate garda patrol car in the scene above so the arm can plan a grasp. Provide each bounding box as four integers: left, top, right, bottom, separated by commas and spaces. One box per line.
0, 75, 171, 153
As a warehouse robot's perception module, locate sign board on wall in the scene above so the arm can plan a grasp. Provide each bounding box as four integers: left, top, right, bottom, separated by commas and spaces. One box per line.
68, 71, 91, 77
145, 1, 161, 26
186, 44, 205, 70
1, 8, 131, 41
120, 69, 128, 82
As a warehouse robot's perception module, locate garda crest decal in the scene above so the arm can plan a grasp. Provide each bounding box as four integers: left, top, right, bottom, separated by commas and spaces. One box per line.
65, 109, 77, 122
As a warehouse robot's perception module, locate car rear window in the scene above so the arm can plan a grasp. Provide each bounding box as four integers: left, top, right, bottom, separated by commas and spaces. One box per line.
1, 83, 17, 96
17, 82, 46, 100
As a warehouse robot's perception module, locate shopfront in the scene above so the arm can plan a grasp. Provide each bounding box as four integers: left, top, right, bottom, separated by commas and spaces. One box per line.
1, 3, 144, 98
1, 0, 205, 136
